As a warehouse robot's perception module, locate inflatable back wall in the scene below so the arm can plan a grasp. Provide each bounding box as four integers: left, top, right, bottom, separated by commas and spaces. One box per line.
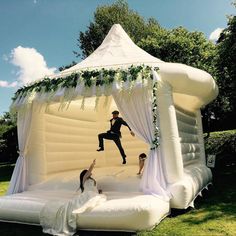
175, 107, 201, 166
27, 97, 148, 185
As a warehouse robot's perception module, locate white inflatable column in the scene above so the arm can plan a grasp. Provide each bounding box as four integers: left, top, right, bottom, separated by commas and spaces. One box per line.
157, 80, 184, 184
196, 109, 206, 165
27, 102, 47, 185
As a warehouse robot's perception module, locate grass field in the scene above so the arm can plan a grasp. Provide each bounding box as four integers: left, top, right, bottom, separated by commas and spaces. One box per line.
0, 162, 235, 236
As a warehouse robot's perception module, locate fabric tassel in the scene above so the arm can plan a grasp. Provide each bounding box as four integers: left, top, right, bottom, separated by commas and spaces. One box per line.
94, 96, 100, 111
103, 95, 109, 108
81, 97, 85, 110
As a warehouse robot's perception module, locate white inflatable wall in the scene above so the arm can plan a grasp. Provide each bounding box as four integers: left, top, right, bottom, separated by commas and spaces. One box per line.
175, 107, 200, 166
27, 97, 148, 185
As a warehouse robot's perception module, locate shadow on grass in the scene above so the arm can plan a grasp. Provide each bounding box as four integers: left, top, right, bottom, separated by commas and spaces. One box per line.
76, 230, 136, 236
0, 222, 46, 236
0, 222, 136, 236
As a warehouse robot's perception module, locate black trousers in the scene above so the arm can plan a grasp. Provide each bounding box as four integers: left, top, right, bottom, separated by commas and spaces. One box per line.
98, 132, 126, 159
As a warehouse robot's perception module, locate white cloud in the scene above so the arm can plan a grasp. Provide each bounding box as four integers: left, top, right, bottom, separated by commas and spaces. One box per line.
209, 28, 223, 42
0, 80, 17, 88
10, 46, 56, 85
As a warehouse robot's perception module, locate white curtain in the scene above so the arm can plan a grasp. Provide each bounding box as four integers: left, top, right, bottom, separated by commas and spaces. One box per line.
7, 106, 33, 195
113, 77, 170, 201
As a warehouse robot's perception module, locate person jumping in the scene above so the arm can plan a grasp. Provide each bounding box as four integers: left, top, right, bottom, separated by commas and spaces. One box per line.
97, 110, 135, 164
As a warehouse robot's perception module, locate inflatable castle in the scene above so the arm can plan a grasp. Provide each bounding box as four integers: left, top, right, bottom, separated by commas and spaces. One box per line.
0, 24, 218, 231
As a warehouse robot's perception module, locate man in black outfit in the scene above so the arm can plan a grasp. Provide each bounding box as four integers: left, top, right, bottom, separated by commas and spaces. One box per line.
97, 110, 135, 164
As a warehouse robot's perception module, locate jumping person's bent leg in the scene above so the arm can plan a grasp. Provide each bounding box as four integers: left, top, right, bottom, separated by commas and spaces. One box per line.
97, 132, 114, 151
98, 133, 105, 150
113, 138, 127, 164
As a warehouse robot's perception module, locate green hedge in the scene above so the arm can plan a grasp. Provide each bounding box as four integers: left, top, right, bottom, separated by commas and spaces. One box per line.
0, 125, 18, 163
205, 130, 236, 166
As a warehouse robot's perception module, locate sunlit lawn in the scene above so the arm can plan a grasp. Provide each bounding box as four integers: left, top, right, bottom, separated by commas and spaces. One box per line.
0, 162, 235, 236
0, 181, 9, 196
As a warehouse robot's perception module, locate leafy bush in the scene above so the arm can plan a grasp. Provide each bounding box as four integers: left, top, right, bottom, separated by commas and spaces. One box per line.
0, 112, 18, 163
205, 130, 236, 167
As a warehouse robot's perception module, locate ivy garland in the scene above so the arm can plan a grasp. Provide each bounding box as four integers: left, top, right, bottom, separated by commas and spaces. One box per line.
12, 65, 159, 103
151, 82, 160, 150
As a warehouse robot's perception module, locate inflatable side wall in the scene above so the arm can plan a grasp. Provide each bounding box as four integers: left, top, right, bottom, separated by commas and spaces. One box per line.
157, 79, 212, 208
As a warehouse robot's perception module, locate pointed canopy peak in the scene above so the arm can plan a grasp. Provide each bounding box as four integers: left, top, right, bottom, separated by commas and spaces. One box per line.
100, 24, 136, 49
65, 24, 162, 71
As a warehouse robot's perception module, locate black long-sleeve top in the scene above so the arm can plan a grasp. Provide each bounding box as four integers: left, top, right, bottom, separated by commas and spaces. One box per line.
109, 117, 131, 137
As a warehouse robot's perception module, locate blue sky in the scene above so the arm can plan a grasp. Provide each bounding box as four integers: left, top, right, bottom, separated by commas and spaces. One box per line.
0, 0, 235, 115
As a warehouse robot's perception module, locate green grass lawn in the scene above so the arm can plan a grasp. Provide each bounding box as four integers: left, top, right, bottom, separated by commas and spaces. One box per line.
139, 163, 236, 236
0, 181, 9, 196
0, 162, 235, 236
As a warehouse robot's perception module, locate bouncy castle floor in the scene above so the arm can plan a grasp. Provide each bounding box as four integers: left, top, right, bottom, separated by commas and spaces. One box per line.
0, 165, 170, 231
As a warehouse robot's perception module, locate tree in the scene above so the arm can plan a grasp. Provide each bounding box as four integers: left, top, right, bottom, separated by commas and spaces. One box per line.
76, 0, 216, 74
138, 26, 217, 74
0, 112, 18, 163
74, 0, 217, 77
213, 5, 236, 131
0, 112, 17, 126
58, 61, 77, 72
74, 0, 161, 58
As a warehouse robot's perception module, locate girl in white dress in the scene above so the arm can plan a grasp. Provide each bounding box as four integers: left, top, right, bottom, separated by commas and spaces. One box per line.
40, 159, 106, 236
78, 159, 102, 195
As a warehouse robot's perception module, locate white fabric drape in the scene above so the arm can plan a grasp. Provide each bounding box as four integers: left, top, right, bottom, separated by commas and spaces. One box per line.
7, 106, 33, 195
112, 75, 170, 201
40, 178, 106, 236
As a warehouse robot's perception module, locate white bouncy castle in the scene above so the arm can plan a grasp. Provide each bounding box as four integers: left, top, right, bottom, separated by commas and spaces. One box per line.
0, 24, 218, 231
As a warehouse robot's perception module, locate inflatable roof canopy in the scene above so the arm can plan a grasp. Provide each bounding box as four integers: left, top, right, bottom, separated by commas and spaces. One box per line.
0, 24, 218, 231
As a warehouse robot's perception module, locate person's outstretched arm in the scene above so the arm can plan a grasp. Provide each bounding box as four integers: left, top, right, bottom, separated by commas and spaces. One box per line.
121, 119, 135, 136
137, 160, 145, 175
83, 159, 96, 184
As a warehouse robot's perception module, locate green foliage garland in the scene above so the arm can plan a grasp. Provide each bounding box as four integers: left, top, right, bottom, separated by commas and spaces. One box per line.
151, 82, 159, 150
12, 65, 159, 103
